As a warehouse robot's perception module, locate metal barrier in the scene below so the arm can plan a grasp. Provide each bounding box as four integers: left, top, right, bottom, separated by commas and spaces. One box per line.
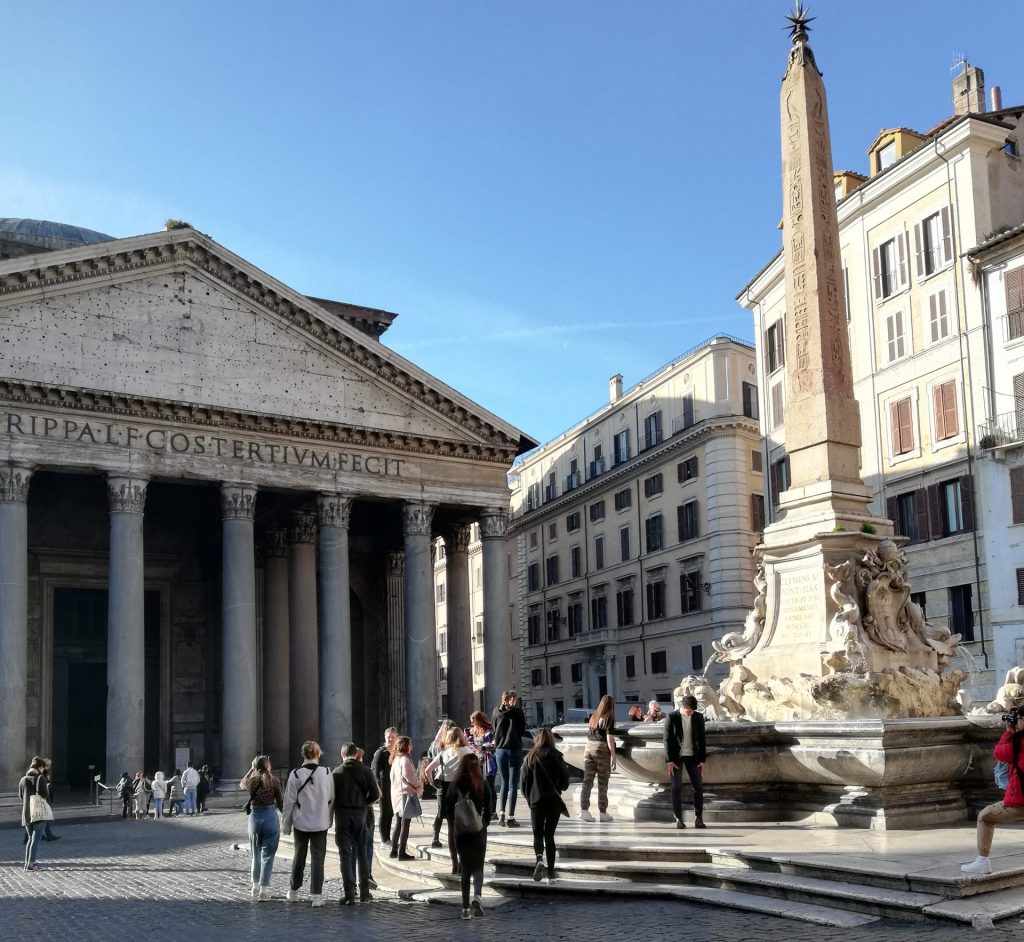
94, 778, 119, 815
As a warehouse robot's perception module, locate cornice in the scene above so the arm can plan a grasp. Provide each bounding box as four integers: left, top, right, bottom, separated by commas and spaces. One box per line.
509, 417, 758, 533
0, 377, 516, 466
0, 231, 528, 456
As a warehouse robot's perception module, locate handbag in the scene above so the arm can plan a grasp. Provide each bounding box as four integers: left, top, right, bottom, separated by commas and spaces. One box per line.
399, 793, 422, 819
30, 793, 54, 823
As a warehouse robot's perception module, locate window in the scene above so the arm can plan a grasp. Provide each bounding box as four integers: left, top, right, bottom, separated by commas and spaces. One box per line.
940, 479, 965, 536
613, 429, 631, 465
644, 411, 663, 449
770, 456, 791, 506
554, 700, 564, 722
950, 584, 975, 642
651, 650, 668, 675
678, 456, 698, 482
616, 585, 635, 627
646, 578, 666, 619
765, 320, 785, 373
910, 591, 926, 619
751, 493, 766, 532
1005, 138, 1021, 159
926, 289, 951, 344
625, 654, 636, 678
932, 381, 959, 441
567, 596, 583, 637
531, 668, 544, 688
872, 233, 908, 300
594, 536, 605, 570
620, 526, 631, 562
771, 382, 784, 428
527, 607, 541, 645
646, 513, 664, 552
878, 140, 897, 170
690, 644, 704, 673
550, 665, 562, 686
591, 594, 608, 630
891, 490, 926, 543
548, 521, 557, 540
1011, 466, 1024, 525
677, 501, 699, 542
1017, 570, 1024, 607
546, 605, 561, 642
681, 394, 695, 429
1006, 266, 1024, 340
439, 664, 447, 682
885, 310, 907, 362
567, 511, 581, 532
436, 582, 446, 603
438, 630, 447, 654
752, 449, 763, 474
742, 381, 759, 420
570, 545, 582, 578
527, 563, 540, 592
529, 530, 538, 548
545, 555, 559, 586
644, 473, 664, 498
574, 695, 584, 708
474, 618, 483, 643
614, 488, 632, 511
680, 567, 703, 614
889, 397, 915, 456
545, 471, 557, 503
914, 208, 952, 278
590, 500, 606, 522
571, 662, 583, 683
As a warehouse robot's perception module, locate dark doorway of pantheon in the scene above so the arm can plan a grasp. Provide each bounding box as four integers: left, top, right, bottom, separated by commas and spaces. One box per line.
52, 587, 161, 787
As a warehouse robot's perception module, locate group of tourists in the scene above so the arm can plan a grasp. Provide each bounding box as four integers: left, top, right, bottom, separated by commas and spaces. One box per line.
114, 762, 210, 820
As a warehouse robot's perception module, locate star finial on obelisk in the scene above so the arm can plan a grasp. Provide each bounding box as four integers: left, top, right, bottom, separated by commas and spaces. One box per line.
785, 2, 815, 43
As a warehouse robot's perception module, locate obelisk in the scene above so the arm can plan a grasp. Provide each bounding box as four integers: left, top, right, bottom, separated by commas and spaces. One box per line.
774, 3, 877, 535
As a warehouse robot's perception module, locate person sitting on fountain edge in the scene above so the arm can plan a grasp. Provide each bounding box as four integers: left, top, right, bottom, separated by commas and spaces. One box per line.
664, 694, 707, 830
962, 707, 1024, 874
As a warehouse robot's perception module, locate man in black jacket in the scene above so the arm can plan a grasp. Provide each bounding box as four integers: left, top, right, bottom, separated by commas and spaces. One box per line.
663, 694, 707, 829
332, 742, 381, 904
370, 728, 397, 846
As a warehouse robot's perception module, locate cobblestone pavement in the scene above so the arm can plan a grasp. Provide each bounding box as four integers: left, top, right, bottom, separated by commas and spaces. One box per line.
2, 814, 1020, 940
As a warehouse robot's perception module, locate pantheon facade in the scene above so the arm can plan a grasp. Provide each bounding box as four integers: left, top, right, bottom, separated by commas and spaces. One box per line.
0, 219, 532, 790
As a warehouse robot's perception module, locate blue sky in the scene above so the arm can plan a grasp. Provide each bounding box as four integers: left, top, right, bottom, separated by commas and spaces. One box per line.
4, 1, 1022, 446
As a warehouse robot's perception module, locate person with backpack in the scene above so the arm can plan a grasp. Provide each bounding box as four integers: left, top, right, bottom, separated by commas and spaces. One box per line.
444, 746, 494, 920
116, 771, 134, 820
241, 755, 283, 900
423, 726, 474, 873
281, 741, 334, 906
521, 727, 570, 883
962, 708, 1024, 874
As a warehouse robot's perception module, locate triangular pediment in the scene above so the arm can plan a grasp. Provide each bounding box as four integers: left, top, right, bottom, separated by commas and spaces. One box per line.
0, 230, 532, 460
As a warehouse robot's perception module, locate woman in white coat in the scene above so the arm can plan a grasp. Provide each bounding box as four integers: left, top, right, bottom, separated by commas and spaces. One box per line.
281, 741, 334, 907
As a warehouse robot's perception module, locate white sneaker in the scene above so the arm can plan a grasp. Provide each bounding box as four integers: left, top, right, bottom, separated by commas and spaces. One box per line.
460, 908, 473, 920
311, 894, 325, 907
545, 875, 556, 885
286, 889, 300, 902
599, 811, 613, 822
960, 856, 992, 875
258, 886, 272, 901
251, 882, 260, 899
578, 809, 594, 822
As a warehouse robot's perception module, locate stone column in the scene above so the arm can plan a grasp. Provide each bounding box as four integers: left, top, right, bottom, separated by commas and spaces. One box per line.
479, 509, 511, 713
262, 527, 290, 764
106, 474, 148, 781
444, 525, 473, 724
604, 652, 617, 703
403, 502, 436, 759
385, 552, 406, 729
221, 484, 258, 778
318, 494, 353, 761
288, 510, 319, 756
0, 464, 32, 791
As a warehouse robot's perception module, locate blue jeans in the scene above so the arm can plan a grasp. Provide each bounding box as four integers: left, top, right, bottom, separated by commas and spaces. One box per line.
184, 788, 197, 814
248, 805, 280, 886
24, 822, 45, 868
496, 748, 523, 817
154, 797, 164, 817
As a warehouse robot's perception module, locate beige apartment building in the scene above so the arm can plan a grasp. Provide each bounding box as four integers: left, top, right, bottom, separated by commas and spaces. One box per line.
740, 64, 1024, 696
503, 335, 762, 725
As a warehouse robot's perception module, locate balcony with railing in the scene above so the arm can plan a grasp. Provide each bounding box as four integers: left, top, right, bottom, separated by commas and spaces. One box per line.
977, 411, 1024, 449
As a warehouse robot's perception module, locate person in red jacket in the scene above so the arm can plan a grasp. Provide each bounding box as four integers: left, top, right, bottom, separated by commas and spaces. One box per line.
962, 709, 1024, 874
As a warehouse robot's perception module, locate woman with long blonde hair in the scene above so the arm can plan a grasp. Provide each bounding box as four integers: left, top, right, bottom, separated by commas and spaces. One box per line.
578, 695, 617, 822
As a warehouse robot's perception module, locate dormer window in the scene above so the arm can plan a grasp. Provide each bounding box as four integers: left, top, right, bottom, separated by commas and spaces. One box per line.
878, 141, 897, 170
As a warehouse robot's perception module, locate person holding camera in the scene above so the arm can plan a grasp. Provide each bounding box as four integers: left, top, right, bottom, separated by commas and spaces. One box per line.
962, 708, 1024, 874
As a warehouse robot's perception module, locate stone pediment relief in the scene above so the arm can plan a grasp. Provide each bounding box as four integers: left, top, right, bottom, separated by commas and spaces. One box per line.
0, 229, 529, 458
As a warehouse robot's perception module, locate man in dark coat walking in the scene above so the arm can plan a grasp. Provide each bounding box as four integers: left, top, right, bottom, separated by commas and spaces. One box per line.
664, 694, 707, 829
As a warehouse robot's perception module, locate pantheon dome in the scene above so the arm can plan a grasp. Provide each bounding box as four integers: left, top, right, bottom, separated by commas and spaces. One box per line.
0, 217, 115, 258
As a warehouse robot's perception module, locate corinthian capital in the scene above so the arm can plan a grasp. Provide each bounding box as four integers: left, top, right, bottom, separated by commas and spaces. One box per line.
221, 483, 258, 520
264, 526, 288, 558
107, 475, 149, 514
289, 509, 318, 544
478, 508, 509, 539
402, 501, 436, 537
0, 463, 33, 503
444, 524, 473, 554
318, 494, 353, 528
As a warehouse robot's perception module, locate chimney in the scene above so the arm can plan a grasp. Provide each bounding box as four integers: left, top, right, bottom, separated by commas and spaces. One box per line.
952, 62, 986, 116
991, 85, 1003, 111
609, 373, 623, 404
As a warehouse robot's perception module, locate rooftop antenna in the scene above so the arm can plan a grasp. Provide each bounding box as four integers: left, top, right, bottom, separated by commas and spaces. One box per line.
951, 52, 969, 77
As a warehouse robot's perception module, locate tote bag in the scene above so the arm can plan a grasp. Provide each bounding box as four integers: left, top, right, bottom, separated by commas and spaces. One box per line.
29, 794, 53, 823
